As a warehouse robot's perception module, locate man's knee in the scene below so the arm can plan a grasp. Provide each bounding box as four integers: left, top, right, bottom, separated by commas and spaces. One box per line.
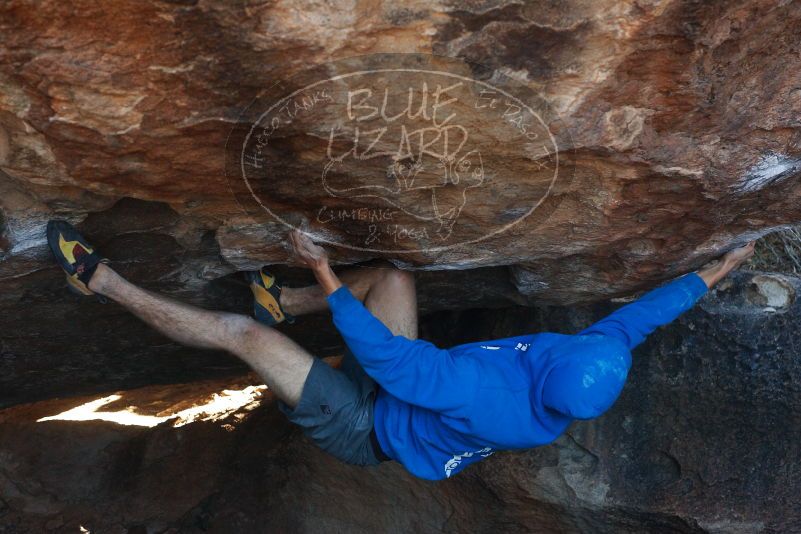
378, 266, 414, 289
218, 312, 262, 343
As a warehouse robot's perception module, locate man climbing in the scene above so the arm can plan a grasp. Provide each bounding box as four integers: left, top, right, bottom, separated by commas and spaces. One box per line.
46, 220, 755, 480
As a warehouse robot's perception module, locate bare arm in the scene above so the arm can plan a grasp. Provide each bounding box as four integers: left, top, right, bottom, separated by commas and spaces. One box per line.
696, 241, 755, 289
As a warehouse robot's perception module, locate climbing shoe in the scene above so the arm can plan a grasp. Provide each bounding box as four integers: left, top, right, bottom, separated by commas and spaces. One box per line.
46, 220, 108, 297
246, 267, 295, 326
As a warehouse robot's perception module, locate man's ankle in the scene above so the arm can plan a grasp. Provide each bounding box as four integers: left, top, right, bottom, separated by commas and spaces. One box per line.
279, 287, 297, 316
87, 263, 110, 294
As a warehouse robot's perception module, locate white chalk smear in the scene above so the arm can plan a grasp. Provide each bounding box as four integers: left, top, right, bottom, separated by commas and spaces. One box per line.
738, 153, 799, 193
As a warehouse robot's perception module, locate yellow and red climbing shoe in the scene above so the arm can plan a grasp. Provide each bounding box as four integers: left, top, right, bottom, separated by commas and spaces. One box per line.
246, 267, 294, 326
46, 220, 108, 297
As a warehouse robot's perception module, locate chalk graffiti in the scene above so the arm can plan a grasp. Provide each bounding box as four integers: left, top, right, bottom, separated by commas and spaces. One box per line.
226, 54, 571, 254
321, 85, 485, 241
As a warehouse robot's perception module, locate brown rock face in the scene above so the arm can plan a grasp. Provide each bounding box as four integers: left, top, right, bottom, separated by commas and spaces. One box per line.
1, 0, 800, 302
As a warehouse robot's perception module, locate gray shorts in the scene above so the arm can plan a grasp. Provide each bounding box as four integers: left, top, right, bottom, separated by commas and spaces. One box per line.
278, 349, 388, 466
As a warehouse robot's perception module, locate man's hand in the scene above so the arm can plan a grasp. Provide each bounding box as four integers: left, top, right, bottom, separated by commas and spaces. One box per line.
697, 241, 756, 288
721, 241, 756, 269
289, 229, 329, 271
288, 229, 342, 295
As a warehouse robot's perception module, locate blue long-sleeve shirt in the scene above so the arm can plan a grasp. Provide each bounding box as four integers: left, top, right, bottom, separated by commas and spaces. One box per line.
327, 272, 709, 480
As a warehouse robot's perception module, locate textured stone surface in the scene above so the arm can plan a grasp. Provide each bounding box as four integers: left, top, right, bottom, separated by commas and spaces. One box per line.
1, 0, 801, 303
2, 271, 799, 533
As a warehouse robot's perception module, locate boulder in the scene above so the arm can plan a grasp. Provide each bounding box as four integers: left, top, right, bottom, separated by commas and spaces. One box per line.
1, 0, 800, 303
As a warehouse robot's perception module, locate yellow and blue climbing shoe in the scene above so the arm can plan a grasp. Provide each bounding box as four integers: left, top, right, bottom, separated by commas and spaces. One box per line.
246, 267, 294, 326
46, 220, 108, 297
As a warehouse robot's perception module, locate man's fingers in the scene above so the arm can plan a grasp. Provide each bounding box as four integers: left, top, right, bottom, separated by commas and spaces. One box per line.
294, 232, 308, 254
288, 230, 306, 263
290, 229, 304, 246
297, 231, 315, 252
292, 230, 309, 253
288, 229, 327, 268
289, 229, 315, 263
290, 229, 302, 247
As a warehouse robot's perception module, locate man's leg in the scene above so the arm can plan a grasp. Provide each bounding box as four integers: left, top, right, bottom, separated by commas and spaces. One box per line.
278, 264, 417, 465
89, 263, 313, 407
281, 265, 418, 338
